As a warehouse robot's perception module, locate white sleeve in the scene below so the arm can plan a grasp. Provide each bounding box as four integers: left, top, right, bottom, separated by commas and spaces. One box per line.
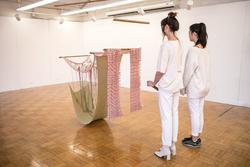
183, 49, 198, 87
156, 43, 169, 73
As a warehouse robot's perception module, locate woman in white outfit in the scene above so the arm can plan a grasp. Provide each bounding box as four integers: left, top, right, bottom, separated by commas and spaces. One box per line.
181, 23, 210, 148
147, 12, 183, 160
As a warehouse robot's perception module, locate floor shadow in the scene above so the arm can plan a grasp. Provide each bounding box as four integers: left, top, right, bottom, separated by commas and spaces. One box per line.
71, 120, 123, 166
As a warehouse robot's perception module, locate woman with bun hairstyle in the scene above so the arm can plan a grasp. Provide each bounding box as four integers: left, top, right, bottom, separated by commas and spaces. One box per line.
181, 23, 210, 148
147, 12, 183, 160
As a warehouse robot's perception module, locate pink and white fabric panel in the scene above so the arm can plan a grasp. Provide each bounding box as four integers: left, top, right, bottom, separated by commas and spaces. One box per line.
130, 48, 142, 112
105, 48, 142, 119
106, 49, 123, 118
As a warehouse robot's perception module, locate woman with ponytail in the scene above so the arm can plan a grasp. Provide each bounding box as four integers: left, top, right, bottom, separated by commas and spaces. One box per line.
181, 23, 210, 148
147, 12, 183, 160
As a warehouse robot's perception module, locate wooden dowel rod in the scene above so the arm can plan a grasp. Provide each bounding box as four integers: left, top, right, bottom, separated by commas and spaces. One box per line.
90, 52, 104, 55
113, 18, 150, 25
103, 48, 131, 51
59, 55, 90, 58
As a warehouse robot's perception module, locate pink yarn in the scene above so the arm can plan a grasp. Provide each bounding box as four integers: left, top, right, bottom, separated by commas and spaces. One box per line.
130, 48, 142, 112
93, 48, 142, 119
106, 49, 123, 118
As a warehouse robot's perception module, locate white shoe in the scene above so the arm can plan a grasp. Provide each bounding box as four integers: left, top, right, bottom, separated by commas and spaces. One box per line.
170, 144, 176, 156
154, 147, 171, 160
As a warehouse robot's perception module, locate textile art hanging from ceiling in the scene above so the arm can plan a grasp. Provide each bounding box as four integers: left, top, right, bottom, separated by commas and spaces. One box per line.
60, 48, 142, 124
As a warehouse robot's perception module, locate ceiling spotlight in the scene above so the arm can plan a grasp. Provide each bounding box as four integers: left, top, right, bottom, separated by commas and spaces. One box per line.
31, 12, 36, 17
59, 17, 64, 24
187, 0, 194, 10
168, 1, 175, 6
91, 16, 97, 22
31, 9, 36, 17
15, 14, 21, 21
137, 8, 145, 15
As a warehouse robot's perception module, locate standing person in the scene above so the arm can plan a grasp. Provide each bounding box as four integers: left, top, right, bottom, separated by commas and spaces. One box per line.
181, 23, 210, 148
147, 12, 183, 160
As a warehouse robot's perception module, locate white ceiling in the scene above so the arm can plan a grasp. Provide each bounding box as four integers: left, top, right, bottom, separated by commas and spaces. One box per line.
0, 0, 248, 22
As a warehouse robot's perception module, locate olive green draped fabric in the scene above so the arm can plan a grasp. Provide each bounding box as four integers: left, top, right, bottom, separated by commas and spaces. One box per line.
68, 55, 108, 124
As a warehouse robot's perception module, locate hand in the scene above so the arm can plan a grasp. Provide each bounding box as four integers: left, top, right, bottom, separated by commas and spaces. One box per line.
147, 80, 155, 87
180, 88, 186, 95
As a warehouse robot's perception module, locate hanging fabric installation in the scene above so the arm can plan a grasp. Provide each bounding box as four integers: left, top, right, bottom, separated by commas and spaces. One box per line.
130, 48, 142, 112
60, 48, 142, 124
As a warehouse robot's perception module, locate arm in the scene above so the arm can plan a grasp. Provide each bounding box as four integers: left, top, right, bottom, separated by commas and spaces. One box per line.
147, 43, 168, 90
147, 71, 164, 87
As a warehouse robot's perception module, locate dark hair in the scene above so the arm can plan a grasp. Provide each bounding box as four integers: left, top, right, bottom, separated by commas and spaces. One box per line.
190, 23, 208, 48
161, 12, 179, 35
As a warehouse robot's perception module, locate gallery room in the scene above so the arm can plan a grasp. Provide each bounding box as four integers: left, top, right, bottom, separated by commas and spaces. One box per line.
0, 0, 249, 166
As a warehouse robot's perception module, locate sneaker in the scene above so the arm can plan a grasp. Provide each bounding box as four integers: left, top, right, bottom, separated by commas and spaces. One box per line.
182, 138, 201, 148
182, 136, 192, 142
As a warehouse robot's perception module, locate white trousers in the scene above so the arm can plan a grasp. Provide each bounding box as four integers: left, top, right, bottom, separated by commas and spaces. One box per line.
188, 97, 205, 136
158, 88, 180, 147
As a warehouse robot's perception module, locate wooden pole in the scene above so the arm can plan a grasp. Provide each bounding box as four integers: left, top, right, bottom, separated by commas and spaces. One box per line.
59, 55, 90, 58
113, 18, 150, 25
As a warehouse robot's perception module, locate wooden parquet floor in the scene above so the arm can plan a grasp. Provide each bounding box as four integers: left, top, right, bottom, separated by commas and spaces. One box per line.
0, 83, 250, 167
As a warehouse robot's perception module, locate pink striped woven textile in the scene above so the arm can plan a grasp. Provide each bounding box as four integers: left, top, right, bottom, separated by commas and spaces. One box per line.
104, 48, 141, 118
106, 49, 123, 118
130, 48, 142, 112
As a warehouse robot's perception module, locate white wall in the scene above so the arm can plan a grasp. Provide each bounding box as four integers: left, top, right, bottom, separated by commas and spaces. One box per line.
81, 1, 250, 107
192, 1, 249, 106
0, 17, 85, 91
0, 1, 249, 107
238, 1, 250, 107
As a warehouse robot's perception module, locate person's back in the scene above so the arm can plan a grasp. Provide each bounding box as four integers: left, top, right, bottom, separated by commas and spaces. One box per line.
185, 47, 210, 98
157, 40, 183, 93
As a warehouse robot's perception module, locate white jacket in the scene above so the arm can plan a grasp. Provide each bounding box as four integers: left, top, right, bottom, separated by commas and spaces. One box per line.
157, 40, 183, 93
183, 47, 210, 98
